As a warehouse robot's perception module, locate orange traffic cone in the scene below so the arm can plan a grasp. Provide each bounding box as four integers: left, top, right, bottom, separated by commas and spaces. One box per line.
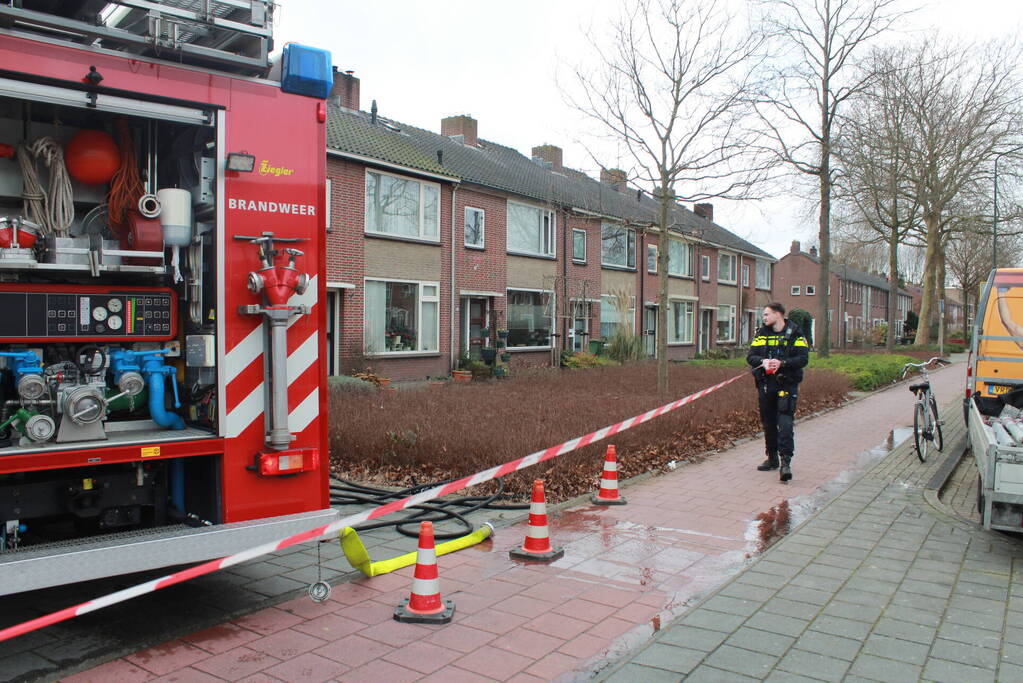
592, 445, 627, 505
394, 521, 455, 623
510, 480, 565, 562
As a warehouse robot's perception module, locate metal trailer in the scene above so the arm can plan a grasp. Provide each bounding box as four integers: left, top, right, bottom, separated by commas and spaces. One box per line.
0, 2, 333, 594
969, 399, 1023, 531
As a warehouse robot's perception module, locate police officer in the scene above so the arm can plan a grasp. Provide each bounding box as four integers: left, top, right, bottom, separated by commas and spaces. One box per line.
747, 302, 809, 482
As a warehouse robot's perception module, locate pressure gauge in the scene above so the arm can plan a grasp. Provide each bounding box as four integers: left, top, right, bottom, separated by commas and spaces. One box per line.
107, 298, 123, 313
107, 315, 123, 330
92, 307, 108, 322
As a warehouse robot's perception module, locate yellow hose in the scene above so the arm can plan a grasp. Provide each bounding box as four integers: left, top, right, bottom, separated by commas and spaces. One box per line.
339, 522, 494, 577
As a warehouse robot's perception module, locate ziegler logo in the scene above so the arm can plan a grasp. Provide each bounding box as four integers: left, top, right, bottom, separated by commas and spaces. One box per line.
259, 160, 295, 177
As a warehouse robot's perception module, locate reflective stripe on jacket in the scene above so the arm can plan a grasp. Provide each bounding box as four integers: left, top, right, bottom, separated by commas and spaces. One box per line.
746, 320, 809, 386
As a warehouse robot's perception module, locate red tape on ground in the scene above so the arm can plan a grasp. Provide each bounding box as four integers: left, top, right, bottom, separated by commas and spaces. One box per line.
0, 371, 748, 642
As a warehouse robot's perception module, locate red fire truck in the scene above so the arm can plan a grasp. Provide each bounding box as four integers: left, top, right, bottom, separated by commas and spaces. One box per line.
0, 1, 331, 594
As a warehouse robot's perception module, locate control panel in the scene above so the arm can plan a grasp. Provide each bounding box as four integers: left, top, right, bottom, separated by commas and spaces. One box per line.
0, 285, 177, 342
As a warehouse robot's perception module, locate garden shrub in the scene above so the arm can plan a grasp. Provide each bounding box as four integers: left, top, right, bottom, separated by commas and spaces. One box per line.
328, 375, 377, 394
810, 353, 918, 391
562, 351, 617, 369
789, 309, 813, 346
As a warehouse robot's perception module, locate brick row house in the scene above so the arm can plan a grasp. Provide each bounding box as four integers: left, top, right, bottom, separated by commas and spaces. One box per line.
774, 241, 914, 346
323, 72, 776, 380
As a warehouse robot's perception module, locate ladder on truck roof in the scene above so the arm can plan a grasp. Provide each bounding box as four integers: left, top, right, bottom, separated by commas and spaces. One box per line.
0, 0, 275, 75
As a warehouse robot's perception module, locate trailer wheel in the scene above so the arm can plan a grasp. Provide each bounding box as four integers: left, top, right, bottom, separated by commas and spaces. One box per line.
977, 476, 985, 519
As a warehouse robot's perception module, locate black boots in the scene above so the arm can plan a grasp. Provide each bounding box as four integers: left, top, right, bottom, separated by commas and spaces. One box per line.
757, 452, 779, 471
779, 455, 792, 482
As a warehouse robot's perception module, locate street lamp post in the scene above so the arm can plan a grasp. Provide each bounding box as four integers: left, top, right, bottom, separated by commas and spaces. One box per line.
994, 154, 1000, 268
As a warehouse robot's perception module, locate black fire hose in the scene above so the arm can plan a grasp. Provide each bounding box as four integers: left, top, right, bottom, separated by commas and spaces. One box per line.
329, 476, 530, 540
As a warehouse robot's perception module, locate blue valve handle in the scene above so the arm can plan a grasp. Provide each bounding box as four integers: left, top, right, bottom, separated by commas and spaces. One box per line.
0, 351, 43, 381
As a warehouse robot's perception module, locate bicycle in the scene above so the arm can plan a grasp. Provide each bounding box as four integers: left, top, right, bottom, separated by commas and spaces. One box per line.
902, 357, 948, 462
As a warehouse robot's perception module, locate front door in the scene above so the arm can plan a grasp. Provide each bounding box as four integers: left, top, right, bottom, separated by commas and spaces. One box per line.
700, 309, 714, 353
572, 302, 590, 352
644, 306, 657, 357
743, 310, 756, 344
462, 297, 489, 359
326, 290, 339, 375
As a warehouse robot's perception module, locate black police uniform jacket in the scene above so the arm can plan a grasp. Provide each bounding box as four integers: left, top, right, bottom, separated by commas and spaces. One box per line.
746, 320, 810, 388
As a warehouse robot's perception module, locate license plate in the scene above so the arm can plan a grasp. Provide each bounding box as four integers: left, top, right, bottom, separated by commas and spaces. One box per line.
990, 384, 1013, 395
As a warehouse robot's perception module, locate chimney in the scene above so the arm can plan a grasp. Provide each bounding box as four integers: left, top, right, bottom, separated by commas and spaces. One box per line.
809, 245, 819, 258
694, 203, 714, 222
531, 144, 563, 173
790, 240, 801, 254
330, 68, 360, 110
441, 115, 478, 147
600, 168, 628, 192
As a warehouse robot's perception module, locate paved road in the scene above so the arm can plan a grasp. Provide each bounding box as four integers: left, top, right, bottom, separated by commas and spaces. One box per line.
33, 362, 969, 682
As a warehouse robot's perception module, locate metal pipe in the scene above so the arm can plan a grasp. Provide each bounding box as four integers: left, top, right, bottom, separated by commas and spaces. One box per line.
450, 185, 458, 372
992, 420, 1015, 447
1003, 418, 1023, 445
147, 372, 185, 430
267, 314, 291, 449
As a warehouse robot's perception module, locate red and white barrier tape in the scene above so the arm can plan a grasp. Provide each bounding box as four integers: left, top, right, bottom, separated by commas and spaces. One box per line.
0, 371, 748, 642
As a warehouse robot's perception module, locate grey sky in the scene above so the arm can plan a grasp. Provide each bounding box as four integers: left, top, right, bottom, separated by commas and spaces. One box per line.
275, 0, 1022, 260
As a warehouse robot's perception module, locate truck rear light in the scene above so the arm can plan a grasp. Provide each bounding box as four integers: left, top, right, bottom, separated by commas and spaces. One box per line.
255, 448, 318, 476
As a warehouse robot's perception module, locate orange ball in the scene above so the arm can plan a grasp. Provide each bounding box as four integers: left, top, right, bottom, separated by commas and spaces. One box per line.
64, 130, 120, 185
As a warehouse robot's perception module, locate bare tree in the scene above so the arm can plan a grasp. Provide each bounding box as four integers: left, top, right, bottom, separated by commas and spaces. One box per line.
833, 45, 922, 350
946, 204, 1023, 329
567, 0, 767, 392
751, 0, 907, 357
891, 39, 1023, 345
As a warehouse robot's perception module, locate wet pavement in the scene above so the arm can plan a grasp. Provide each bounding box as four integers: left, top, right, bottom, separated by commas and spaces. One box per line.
599, 387, 1023, 682
21, 361, 969, 682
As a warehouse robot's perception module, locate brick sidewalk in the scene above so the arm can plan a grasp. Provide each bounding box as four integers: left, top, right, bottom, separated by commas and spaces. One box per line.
61, 363, 966, 682
599, 373, 1023, 682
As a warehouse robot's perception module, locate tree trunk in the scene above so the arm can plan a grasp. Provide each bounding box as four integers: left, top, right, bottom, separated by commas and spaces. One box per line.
886, 228, 898, 352
817, 157, 832, 357
914, 214, 940, 345
936, 243, 947, 345
656, 183, 670, 394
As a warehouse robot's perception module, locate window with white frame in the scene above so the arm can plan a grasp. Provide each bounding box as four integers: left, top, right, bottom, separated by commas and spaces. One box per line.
805, 285, 816, 295
464, 207, 484, 248
507, 202, 556, 257
668, 239, 692, 276
364, 279, 439, 354
365, 170, 439, 241
601, 223, 637, 269
718, 253, 737, 282
647, 244, 657, 273
600, 294, 635, 338
572, 228, 587, 262
756, 260, 771, 289
701, 255, 710, 280
845, 314, 853, 342
325, 178, 332, 233
791, 286, 801, 296
742, 264, 750, 287
669, 300, 694, 343
716, 305, 736, 342
507, 290, 552, 347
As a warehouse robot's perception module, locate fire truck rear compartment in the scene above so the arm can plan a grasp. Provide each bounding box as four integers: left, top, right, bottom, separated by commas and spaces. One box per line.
0, 455, 220, 548
0, 84, 223, 548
